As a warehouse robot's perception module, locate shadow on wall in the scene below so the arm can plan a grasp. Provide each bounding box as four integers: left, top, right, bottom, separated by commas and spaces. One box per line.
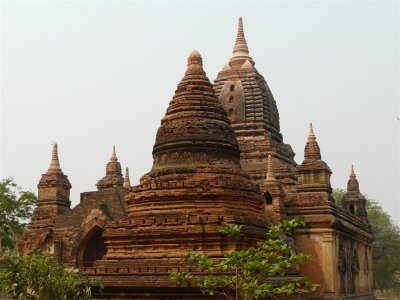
76, 225, 105, 267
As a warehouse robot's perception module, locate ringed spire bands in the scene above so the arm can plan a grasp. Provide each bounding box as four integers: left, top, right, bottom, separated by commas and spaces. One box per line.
30, 143, 72, 229
96, 146, 123, 190
102, 51, 266, 262
151, 50, 243, 176
214, 17, 298, 187
347, 165, 360, 191
47, 143, 63, 175
230, 17, 254, 68
304, 123, 322, 161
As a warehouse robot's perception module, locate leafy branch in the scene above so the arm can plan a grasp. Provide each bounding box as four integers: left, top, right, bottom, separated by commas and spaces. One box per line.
0, 249, 103, 300
171, 218, 317, 300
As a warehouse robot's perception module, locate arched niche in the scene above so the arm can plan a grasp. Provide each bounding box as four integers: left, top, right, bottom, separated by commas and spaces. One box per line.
41, 230, 54, 254
265, 192, 273, 205
349, 204, 356, 214
76, 226, 106, 267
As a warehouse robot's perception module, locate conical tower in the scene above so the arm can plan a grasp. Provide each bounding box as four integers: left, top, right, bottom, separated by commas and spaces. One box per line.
19, 144, 71, 254
304, 123, 322, 160
96, 146, 124, 190
29, 143, 72, 227
18, 142, 72, 254
101, 51, 266, 263
148, 50, 242, 178
341, 165, 368, 221
123, 167, 131, 188
230, 17, 254, 68
213, 17, 297, 193
296, 124, 333, 197
47, 143, 63, 174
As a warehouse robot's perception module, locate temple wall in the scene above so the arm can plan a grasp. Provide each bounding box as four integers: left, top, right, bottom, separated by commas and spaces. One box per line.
296, 229, 339, 298
296, 228, 374, 299
357, 243, 373, 293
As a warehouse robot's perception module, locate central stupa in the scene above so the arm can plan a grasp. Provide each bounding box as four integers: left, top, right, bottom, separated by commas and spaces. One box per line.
92, 52, 267, 294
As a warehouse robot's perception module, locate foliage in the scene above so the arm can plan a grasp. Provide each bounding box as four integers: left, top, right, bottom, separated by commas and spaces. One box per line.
171, 218, 317, 300
0, 250, 103, 300
332, 188, 346, 207
0, 178, 36, 252
333, 188, 400, 294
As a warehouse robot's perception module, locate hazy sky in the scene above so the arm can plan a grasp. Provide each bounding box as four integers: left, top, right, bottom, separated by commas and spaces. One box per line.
1, 1, 399, 224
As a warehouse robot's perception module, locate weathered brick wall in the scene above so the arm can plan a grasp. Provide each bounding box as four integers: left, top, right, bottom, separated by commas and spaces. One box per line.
52, 187, 127, 265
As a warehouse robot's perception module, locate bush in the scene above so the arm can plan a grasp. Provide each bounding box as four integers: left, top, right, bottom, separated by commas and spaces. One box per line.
0, 250, 102, 300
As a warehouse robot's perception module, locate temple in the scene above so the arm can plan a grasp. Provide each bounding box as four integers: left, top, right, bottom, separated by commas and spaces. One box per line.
19, 146, 128, 266
19, 18, 374, 299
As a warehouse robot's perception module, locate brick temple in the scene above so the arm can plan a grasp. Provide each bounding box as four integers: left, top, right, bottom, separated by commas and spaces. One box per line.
19, 18, 374, 299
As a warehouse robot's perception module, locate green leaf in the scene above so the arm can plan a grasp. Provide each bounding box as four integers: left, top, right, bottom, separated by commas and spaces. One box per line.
171, 218, 316, 299
0, 250, 102, 299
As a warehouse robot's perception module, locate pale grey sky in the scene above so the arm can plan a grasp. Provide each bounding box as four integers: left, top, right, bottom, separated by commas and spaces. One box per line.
1, 1, 399, 224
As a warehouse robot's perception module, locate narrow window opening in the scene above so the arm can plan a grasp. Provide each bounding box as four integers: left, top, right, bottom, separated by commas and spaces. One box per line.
230, 84, 235, 92
81, 227, 106, 267
265, 192, 273, 205
349, 204, 355, 214
228, 96, 234, 103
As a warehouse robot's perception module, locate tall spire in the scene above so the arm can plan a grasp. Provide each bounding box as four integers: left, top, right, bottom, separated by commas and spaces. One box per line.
123, 167, 131, 188
309, 123, 315, 138
106, 146, 121, 175
342, 164, 368, 220
233, 17, 249, 58
297, 123, 333, 201
350, 165, 356, 178
266, 155, 276, 182
214, 16, 298, 189
47, 143, 63, 174
230, 17, 253, 68
111, 145, 117, 162
347, 164, 360, 192
31, 143, 71, 228
304, 123, 321, 160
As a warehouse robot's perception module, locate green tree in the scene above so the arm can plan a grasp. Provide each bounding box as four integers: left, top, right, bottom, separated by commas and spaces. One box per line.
333, 189, 400, 294
0, 250, 103, 300
171, 218, 317, 300
332, 188, 346, 207
0, 178, 36, 252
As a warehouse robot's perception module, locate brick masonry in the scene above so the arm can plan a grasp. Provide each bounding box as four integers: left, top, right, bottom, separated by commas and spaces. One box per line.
19, 18, 374, 300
